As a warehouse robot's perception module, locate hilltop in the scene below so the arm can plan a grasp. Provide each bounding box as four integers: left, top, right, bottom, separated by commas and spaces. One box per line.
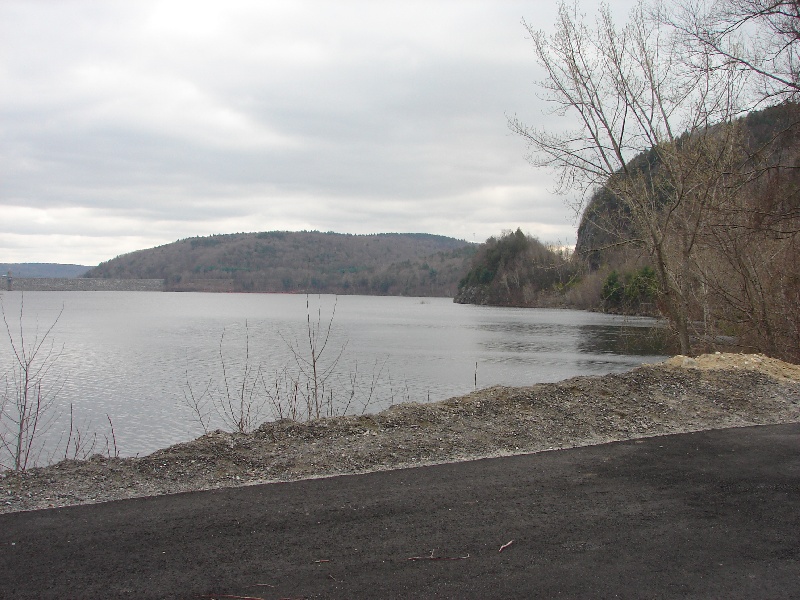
1, 263, 92, 278
85, 231, 475, 296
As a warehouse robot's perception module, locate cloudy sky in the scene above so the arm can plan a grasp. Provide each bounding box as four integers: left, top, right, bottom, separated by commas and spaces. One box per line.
1, 0, 635, 266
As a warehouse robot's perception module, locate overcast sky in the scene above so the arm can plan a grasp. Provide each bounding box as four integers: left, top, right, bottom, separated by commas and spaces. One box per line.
1, 0, 636, 266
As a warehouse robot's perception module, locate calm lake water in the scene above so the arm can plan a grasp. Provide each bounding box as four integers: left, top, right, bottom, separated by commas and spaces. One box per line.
0, 291, 669, 459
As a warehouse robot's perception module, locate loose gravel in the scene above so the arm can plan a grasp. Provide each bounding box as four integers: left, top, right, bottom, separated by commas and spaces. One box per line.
1, 353, 798, 514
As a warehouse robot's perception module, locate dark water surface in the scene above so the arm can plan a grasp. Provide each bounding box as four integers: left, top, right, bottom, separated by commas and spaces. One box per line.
0, 292, 668, 458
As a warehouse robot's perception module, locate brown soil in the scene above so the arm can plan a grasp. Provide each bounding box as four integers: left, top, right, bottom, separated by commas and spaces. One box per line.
1, 353, 798, 514
663, 352, 800, 381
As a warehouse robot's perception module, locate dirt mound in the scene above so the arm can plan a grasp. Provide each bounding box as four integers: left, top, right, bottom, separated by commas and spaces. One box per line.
664, 352, 800, 382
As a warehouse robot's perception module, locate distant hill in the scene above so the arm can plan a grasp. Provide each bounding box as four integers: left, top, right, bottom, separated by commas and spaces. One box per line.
85, 231, 476, 296
1, 263, 93, 278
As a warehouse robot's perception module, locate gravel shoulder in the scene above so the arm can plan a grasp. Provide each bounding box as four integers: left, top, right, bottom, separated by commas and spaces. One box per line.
2, 352, 799, 514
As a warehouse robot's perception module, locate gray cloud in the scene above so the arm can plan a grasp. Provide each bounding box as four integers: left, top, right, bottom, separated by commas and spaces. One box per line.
1, 0, 633, 265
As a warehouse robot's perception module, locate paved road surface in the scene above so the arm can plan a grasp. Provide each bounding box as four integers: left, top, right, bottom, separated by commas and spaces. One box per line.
1, 423, 799, 599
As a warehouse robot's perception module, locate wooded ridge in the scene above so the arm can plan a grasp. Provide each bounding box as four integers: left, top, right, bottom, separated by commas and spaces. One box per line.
85, 231, 475, 296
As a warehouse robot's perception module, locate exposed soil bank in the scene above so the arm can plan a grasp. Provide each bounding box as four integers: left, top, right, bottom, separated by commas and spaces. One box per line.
1, 353, 798, 514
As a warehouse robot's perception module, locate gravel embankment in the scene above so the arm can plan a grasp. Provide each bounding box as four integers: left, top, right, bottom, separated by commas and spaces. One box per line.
1, 353, 798, 514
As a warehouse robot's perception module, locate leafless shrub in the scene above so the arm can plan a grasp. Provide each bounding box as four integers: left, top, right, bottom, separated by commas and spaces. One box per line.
63, 403, 98, 461
216, 323, 266, 433
104, 414, 119, 459
1, 298, 121, 469
180, 322, 267, 434
280, 296, 347, 420
182, 367, 213, 434
180, 296, 389, 433
0, 296, 66, 471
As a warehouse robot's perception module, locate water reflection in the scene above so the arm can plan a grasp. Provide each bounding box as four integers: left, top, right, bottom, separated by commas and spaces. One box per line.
478, 322, 564, 335
577, 324, 675, 356
476, 316, 671, 358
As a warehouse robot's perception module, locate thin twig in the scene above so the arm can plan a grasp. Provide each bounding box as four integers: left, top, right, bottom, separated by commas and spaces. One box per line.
408, 549, 470, 561
199, 595, 265, 600
106, 414, 119, 458
499, 540, 515, 552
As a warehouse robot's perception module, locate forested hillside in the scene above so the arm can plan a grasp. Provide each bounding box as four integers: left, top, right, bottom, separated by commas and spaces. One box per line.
570, 103, 799, 360
575, 102, 800, 271
454, 229, 574, 307
85, 231, 475, 297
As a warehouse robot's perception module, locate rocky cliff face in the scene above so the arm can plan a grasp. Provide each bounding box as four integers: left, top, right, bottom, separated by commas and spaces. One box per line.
573, 102, 800, 271
453, 285, 492, 305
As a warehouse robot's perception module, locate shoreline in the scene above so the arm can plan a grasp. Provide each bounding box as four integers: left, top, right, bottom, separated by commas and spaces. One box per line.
1, 353, 798, 514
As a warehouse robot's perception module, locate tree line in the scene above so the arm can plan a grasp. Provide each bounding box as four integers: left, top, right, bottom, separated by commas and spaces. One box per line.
85, 231, 475, 298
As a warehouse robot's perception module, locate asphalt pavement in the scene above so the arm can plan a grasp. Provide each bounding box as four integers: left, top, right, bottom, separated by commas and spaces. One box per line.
1, 423, 799, 599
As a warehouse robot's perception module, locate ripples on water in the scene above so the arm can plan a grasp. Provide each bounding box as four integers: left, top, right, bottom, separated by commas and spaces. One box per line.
0, 292, 668, 459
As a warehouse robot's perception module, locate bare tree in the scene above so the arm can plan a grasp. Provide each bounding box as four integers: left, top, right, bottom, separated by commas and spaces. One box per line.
663, 0, 800, 360
668, 0, 800, 106
509, 0, 745, 353
281, 295, 347, 420
689, 107, 800, 360
0, 297, 65, 471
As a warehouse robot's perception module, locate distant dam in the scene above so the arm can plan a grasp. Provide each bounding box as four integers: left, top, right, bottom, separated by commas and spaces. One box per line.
4, 277, 164, 292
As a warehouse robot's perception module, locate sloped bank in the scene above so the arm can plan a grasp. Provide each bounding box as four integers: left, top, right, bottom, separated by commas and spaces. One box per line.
1, 354, 798, 514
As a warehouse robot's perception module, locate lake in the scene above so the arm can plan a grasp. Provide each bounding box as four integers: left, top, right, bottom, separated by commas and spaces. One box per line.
0, 291, 669, 460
